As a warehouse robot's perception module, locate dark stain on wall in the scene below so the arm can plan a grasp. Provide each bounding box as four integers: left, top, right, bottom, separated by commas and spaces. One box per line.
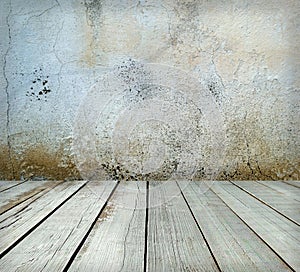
83, 0, 103, 26
207, 81, 223, 105
115, 58, 152, 102
26, 68, 51, 102
216, 160, 300, 181
99, 159, 179, 182
0, 140, 299, 181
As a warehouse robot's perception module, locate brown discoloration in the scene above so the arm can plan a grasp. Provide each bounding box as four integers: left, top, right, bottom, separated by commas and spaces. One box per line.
216, 113, 300, 180
0, 140, 299, 180
0, 110, 299, 181
0, 145, 14, 180
217, 160, 300, 181
98, 203, 115, 223
0, 180, 62, 214
0, 144, 81, 181
81, 21, 97, 67
79, 0, 102, 67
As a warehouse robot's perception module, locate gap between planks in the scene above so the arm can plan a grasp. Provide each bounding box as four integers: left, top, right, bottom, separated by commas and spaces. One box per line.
0, 181, 88, 258
209, 181, 300, 271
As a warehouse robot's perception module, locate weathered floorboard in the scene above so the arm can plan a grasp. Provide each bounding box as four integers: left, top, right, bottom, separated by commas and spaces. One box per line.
210, 181, 300, 271
0, 181, 27, 193
69, 181, 146, 272
147, 181, 220, 272
0, 180, 298, 271
256, 181, 300, 201
0, 180, 87, 257
0, 181, 116, 272
0, 180, 61, 215
282, 180, 300, 189
232, 181, 300, 225
0, 181, 63, 224
178, 181, 292, 272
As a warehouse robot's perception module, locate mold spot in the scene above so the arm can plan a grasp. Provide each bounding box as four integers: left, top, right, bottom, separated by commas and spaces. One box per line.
27, 68, 51, 102
206, 77, 224, 105
84, 0, 103, 26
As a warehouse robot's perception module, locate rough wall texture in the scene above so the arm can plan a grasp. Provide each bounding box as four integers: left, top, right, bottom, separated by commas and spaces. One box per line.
0, 0, 299, 180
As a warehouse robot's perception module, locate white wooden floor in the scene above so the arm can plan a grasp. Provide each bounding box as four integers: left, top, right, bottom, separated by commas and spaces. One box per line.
0, 180, 299, 271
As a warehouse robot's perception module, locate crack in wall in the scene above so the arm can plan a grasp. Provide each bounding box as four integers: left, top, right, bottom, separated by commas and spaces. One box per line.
3, 0, 15, 179
52, 20, 65, 93
26, 0, 60, 24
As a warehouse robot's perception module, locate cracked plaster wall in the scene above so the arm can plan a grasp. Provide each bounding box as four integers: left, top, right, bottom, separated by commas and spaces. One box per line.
0, 0, 299, 180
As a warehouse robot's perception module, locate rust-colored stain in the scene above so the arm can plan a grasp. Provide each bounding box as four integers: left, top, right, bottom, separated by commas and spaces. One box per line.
0, 141, 299, 181
0, 145, 13, 180
98, 202, 115, 223
0, 144, 81, 181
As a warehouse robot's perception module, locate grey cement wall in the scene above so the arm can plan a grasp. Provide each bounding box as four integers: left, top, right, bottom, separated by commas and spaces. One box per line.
0, 0, 299, 181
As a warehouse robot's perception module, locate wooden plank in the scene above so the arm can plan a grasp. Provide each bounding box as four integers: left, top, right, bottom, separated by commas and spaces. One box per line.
282, 180, 300, 189
0, 180, 87, 257
178, 181, 292, 272
257, 181, 300, 201
0, 181, 27, 193
0, 181, 117, 272
232, 181, 300, 225
69, 181, 146, 272
0, 180, 60, 215
210, 181, 300, 271
0, 181, 64, 224
147, 181, 220, 272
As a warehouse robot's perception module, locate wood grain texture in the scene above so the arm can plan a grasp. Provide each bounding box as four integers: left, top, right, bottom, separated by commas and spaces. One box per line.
0, 181, 116, 272
0, 180, 298, 271
257, 181, 300, 201
0, 181, 27, 193
282, 181, 300, 189
0, 180, 87, 257
0, 180, 61, 215
0, 181, 63, 224
210, 181, 300, 271
69, 181, 146, 272
232, 181, 300, 225
147, 181, 220, 272
178, 181, 292, 272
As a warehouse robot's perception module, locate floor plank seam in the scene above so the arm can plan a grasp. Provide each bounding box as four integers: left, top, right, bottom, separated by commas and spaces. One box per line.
63, 180, 120, 272
0, 189, 46, 217
281, 181, 300, 189
177, 181, 222, 272
0, 180, 27, 193
230, 181, 300, 227
0, 180, 89, 259
143, 181, 149, 272
0, 181, 65, 217
209, 185, 296, 272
